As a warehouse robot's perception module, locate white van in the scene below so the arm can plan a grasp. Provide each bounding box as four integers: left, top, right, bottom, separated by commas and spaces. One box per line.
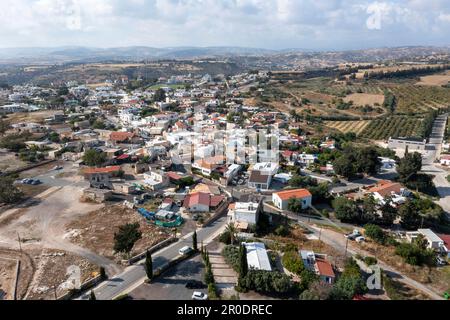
179, 246, 193, 256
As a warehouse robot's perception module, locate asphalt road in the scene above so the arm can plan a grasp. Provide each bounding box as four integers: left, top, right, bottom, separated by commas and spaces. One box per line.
421, 113, 450, 213
129, 254, 206, 300
77, 215, 228, 300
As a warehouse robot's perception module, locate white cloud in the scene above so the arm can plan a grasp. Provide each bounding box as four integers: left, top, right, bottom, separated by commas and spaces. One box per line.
0, 0, 448, 49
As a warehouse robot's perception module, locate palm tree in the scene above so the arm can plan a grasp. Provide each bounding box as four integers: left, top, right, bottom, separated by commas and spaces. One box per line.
226, 223, 238, 245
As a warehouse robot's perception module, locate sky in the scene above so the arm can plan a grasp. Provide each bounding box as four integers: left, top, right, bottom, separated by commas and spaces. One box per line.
0, 0, 449, 50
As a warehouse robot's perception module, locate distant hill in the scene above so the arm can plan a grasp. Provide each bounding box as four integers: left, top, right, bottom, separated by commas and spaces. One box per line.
0, 46, 277, 64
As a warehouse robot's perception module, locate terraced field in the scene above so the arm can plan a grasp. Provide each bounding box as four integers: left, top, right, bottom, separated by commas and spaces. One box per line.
323, 84, 384, 96
325, 120, 371, 134
359, 116, 423, 140
390, 85, 450, 114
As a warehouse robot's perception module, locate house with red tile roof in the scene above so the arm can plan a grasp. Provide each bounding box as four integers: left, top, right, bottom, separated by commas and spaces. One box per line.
438, 234, 450, 258
183, 192, 225, 213
300, 250, 335, 284
367, 181, 404, 203
272, 189, 312, 210
109, 131, 142, 145
83, 166, 122, 189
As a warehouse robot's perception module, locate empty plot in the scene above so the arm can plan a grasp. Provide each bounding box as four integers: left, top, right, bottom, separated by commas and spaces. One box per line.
344, 93, 385, 106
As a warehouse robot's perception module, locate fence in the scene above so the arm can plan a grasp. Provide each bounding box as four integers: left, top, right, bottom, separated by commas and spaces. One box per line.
57, 274, 103, 300
121, 236, 178, 266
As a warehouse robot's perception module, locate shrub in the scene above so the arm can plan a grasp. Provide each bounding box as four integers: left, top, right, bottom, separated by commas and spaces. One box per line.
281, 251, 305, 275
394, 243, 436, 266
364, 224, 386, 244
222, 245, 240, 272
242, 270, 293, 294
364, 256, 378, 266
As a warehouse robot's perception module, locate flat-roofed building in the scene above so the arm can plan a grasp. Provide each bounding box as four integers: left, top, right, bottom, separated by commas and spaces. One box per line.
243, 242, 272, 271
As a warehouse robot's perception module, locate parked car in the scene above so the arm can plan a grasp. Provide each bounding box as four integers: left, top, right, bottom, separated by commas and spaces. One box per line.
185, 280, 207, 289
355, 236, 366, 243
345, 229, 361, 240
437, 256, 448, 266
192, 292, 208, 300
33, 179, 42, 185
21, 179, 31, 184
53, 165, 63, 170
179, 246, 193, 256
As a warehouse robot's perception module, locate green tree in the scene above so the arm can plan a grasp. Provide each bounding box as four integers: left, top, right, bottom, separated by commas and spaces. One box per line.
332, 197, 358, 222
398, 199, 421, 230
153, 88, 166, 102
144, 250, 153, 280
0, 176, 23, 204
361, 195, 378, 224
113, 223, 142, 256
82, 149, 107, 167
237, 244, 248, 289
379, 198, 398, 226
355, 147, 381, 176
99, 267, 107, 280
333, 154, 357, 179
364, 224, 386, 244
225, 223, 237, 245
192, 230, 198, 252
287, 198, 303, 213
397, 152, 422, 182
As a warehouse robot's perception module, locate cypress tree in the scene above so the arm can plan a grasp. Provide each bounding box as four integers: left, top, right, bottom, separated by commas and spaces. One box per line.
193, 230, 198, 252
144, 250, 153, 280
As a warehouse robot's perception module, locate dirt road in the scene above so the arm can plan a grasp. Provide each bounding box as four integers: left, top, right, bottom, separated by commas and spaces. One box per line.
0, 185, 122, 275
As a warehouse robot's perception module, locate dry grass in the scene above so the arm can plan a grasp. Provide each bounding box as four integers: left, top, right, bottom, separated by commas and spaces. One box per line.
0, 248, 35, 300
0, 257, 17, 300
5, 110, 62, 125
25, 249, 98, 300
66, 204, 172, 260
344, 93, 385, 106
416, 71, 450, 86
360, 241, 450, 295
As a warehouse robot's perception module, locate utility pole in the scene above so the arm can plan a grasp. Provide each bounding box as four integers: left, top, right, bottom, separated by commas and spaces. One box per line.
17, 232, 22, 252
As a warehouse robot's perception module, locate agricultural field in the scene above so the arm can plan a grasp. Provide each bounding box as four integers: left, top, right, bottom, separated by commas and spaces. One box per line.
389, 85, 450, 114
359, 116, 423, 140
343, 93, 385, 106
416, 71, 450, 86
325, 120, 371, 135
322, 83, 385, 96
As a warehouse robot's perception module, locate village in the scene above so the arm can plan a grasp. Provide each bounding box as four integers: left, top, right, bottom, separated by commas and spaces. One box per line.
0, 64, 450, 302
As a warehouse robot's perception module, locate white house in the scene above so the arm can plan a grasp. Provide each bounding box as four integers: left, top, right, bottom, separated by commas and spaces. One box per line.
406, 229, 445, 250
228, 201, 261, 227
143, 170, 169, 190
272, 189, 312, 211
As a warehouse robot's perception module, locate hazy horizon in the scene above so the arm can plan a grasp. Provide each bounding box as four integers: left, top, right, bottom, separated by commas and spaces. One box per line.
0, 1, 450, 51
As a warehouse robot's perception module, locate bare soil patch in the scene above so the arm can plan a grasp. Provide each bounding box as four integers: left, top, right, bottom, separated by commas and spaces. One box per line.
25, 248, 98, 300
0, 248, 35, 300
66, 204, 172, 260
417, 71, 450, 86
344, 93, 385, 106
